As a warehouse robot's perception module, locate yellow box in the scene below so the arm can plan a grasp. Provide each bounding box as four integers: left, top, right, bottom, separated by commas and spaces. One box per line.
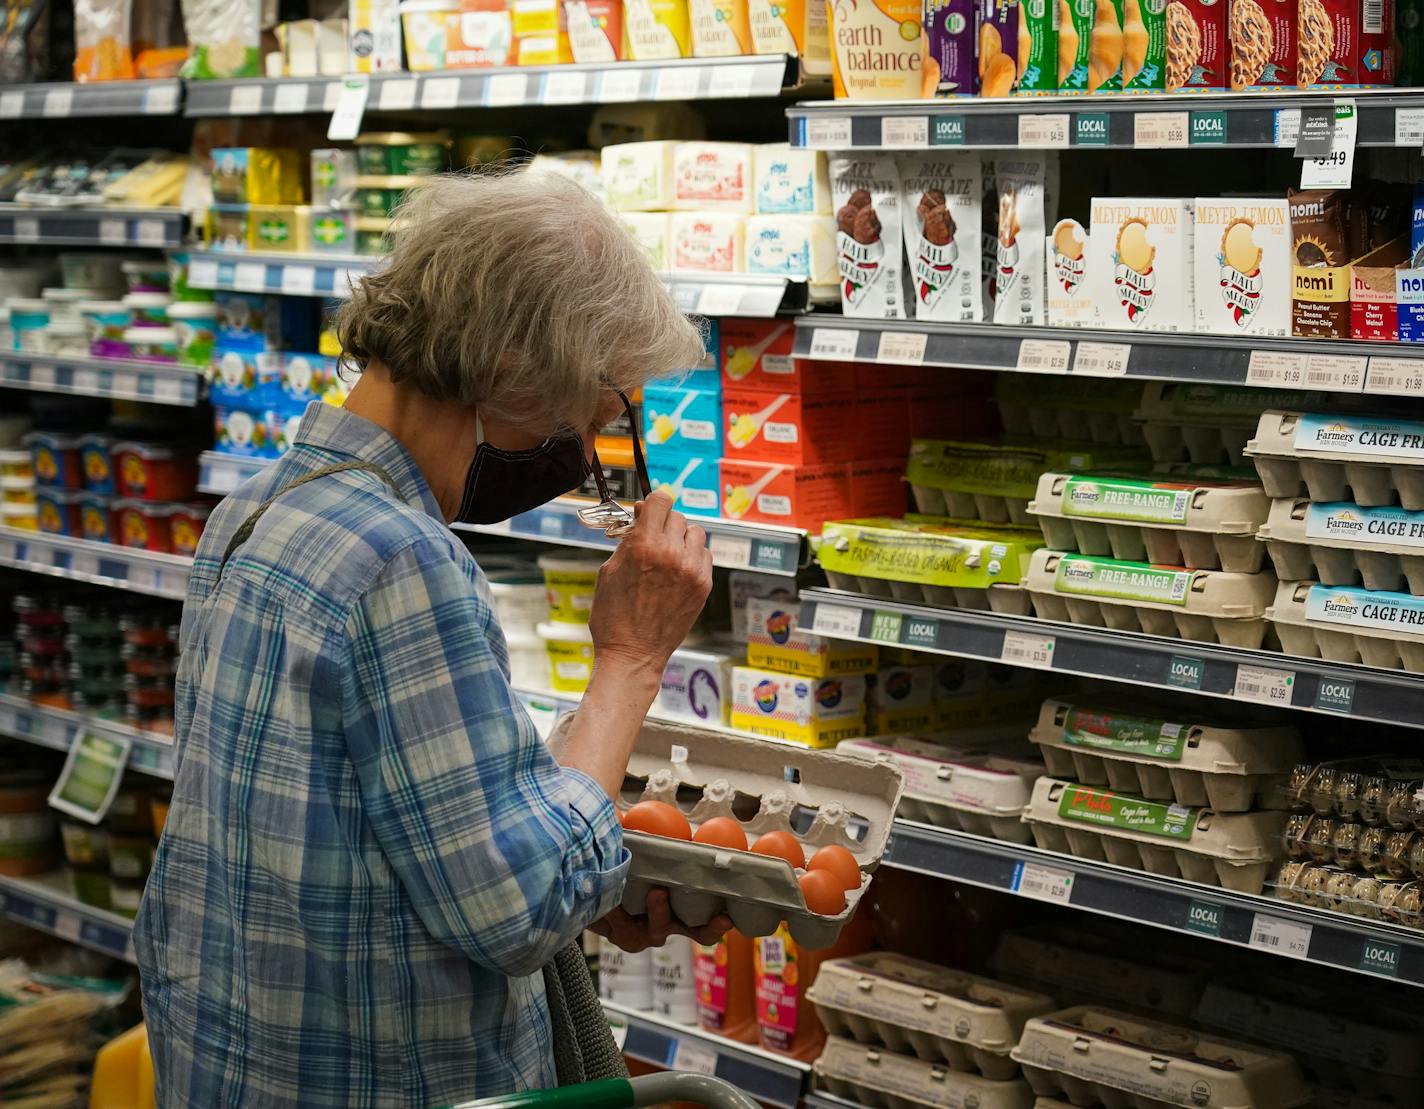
744, 595, 877, 677
730, 666, 866, 748
539, 621, 594, 693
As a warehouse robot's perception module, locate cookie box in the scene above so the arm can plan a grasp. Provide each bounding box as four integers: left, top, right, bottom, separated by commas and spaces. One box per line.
839, 735, 1042, 841
994, 377, 1144, 447
1026, 550, 1276, 648
1268, 580, 1424, 672
1029, 472, 1270, 572
1023, 777, 1286, 893
808, 953, 1056, 1077
814, 1036, 1035, 1109
1284, 757, 1424, 825
1273, 861, 1423, 927
1246, 411, 1424, 509
550, 715, 903, 949
1029, 697, 1302, 811
1010, 1007, 1310, 1109
1258, 498, 1424, 592
816, 517, 1043, 616
1135, 383, 1334, 467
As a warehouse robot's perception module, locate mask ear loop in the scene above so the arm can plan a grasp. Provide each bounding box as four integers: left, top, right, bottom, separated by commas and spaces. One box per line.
621, 391, 651, 499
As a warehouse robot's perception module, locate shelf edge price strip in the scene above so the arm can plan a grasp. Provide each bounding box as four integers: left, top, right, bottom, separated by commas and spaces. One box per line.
1011, 860, 1073, 904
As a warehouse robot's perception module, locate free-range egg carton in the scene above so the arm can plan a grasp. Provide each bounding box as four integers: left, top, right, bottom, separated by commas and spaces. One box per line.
1284, 757, 1424, 826
813, 1036, 1036, 1109
1023, 777, 1285, 894
1025, 549, 1276, 648
808, 953, 1056, 1080
1029, 472, 1270, 572
549, 715, 904, 949
1267, 580, 1424, 672
1029, 697, 1301, 812
1273, 861, 1423, 929
996, 376, 1145, 446
1258, 498, 1424, 593
1011, 1007, 1311, 1109
839, 735, 1043, 842
1245, 410, 1424, 509
1135, 383, 1332, 468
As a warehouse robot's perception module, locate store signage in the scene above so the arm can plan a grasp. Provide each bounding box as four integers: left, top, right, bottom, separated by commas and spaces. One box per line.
1165, 655, 1204, 690
931, 116, 966, 145
1189, 111, 1227, 145
1185, 899, 1222, 936
1314, 678, 1356, 713
1074, 113, 1110, 146
1358, 941, 1401, 977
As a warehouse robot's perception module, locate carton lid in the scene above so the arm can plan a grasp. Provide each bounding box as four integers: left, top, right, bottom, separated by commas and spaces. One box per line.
815, 1036, 1036, 1109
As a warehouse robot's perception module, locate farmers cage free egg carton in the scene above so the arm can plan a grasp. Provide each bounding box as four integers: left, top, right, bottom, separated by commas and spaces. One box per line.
551, 715, 904, 949
813, 1036, 1037, 1109
1257, 497, 1424, 594
1273, 861, 1424, 933
1246, 410, 1424, 509
1135, 383, 1340, 468
1024, 549, 1277, 649
1028, 471, 1271, 573
1028, 696, 1302, 813
1280, 813, 1424, 879
1023, 777, 1286, 894
1267, 579, 1424, 673
994, 376, 1145, 448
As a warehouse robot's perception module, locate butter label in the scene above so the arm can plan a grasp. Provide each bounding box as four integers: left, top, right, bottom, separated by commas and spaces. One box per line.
1305, 584, 1424, 635
1305, 502, 1424, 548
1053, 553, 1191, 606
1061, 476, 1192, 523
1058, 783, 1199, 838
1293, 413, 1424, 459
1061, 707, 1188, 760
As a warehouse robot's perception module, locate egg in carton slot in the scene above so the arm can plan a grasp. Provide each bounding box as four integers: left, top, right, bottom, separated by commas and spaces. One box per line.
555, 716, 904, 949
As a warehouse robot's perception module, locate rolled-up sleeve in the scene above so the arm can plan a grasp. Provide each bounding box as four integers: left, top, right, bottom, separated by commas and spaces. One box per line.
341, 537, 629, 977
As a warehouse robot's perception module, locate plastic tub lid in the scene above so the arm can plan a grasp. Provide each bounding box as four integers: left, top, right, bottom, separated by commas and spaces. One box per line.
22, 431, 83, 448
45, 320, 85, 336
122, 292, 173, 309
112, 440, 180, 459
35, 487, 87, 504
41, 287, 90, 302
488, 578, 547, 592
537, 553, 605, 572
167, 301, 219, 319
537, 620, 594, 643
355, 131, 451, 145
123, 327, 177, 344
173, 502, 214, 519
7, 298, 50, 313
77, 299, 129, 314
114, 498, 183, 516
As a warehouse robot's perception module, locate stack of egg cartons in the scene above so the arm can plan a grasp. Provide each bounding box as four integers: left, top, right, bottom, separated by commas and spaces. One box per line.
643, 321, 723, 518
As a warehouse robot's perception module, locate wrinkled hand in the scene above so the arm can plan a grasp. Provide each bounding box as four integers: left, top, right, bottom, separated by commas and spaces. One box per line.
590, 888, 733, 953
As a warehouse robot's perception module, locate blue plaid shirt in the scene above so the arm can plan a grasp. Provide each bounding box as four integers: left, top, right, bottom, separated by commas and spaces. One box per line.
134, 402, 629, 1109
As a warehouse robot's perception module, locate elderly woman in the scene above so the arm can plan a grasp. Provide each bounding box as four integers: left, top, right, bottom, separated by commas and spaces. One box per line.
134, 172, 726, 1108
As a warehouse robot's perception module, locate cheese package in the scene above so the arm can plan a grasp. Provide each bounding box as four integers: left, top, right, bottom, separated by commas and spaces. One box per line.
754, 144, 831, 215
618, 212, 671, 269
624, 0, 693, 57
690, 0, 754, 53
670, 212, 747, 272
730, 666, 868, 747
897, 152, 982, 321
1087, 197, 1194, 331
746, 215, 838, 284
673, 142, 755, 213
1046, 218, 1093, 325
603, 141, 678, 211
1192, 198, 1290, 337
830, 153, 908, 319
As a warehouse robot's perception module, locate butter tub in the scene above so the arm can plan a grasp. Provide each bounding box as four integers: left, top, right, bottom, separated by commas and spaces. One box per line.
1245, 410, 1424, 509
1267, 581, 1424, 673
813, 1036, 1036, 1109
1258, 498, 1424, 592
1135, 382, 1335, 467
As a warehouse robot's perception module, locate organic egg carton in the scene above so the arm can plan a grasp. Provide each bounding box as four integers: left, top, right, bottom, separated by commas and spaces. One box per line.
996, 376, 1144, 446
1023, 777, 1286, 894
1284, 757, 1424, 826
549, 715, 904, 949
808, 953, 1055, 1080
1257, 498, 1424, 593
839, 736, 1043, 842
1267, 580, 1424, 672
1011, 1006, 1311, 1109
1025, 549, 1276, 649
1135, 382, 1331, 467
1273, 862, 1423, 928
1028, 697, 1301, 812
1245, 410, 1424, 509
1029, 472, 1270, 572
813, 1036, 1037, 1109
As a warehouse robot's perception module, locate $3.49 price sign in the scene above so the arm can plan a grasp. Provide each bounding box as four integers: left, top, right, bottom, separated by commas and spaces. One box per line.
1300, 102, 1356, 188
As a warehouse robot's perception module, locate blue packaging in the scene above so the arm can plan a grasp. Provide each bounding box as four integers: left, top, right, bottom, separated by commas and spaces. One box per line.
647, 454, 720, 517
691, 318, 720, 378
277, 352, 339, 409
211, 346, 282, 406
643, 381, 724, 459
215, 290, 318, 351
1412, 184, 1424, 269
215, 407, 281, 458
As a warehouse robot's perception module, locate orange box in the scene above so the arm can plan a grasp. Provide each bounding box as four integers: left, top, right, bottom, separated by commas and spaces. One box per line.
851, 458, 911, 517
718, 459, 853, 530
722, 386, 904, 464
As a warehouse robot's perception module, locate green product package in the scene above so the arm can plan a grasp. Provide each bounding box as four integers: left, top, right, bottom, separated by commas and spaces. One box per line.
1399, 0, 1424, 85
817, 517, 1043, 588
1061, 707, 1188, 760
1061, 476, 1195, 524
907, 439, 1150, 499
1054, 552, 1192, 606
1058, 0, 1094, 91
1122, 0, 1166, 91
1092, 0, 1124, 91
1058, 783, 1199, 838
1018, 0, 1060, 92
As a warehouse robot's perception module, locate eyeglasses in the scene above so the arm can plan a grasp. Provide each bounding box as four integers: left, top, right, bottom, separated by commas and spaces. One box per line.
576, 390, 651, 539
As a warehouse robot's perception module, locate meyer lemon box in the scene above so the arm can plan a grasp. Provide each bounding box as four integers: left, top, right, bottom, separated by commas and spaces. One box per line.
1086, 197, 1194, 332
731, 665, 868, 746
745, 595, 878, 677
1192, 198, 1290, 338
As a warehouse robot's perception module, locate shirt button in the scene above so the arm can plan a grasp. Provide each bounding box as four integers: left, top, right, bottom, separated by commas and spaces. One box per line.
581, 877, 593, 896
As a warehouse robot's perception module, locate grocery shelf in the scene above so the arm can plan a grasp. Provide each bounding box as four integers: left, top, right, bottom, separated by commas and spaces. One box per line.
802, 1093, 862, 1109
885, 820, 1424, 987
0, 526, 192, 600
788, 87, 1424, 150
0, 204, 184, 247
2, 352, 204, 406
0, 872, 135, 962
798, 587, 1424, 730
658, 272, 815, 318
601, 999, 809, 1108
185, 250, 368, 299
197, 451, 271, 497
0, 79, 182, 120
0, 692, 175, 779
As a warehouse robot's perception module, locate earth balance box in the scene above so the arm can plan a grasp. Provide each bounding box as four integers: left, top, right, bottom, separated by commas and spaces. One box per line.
731, 666, 868, 747
744, 595, 878, 677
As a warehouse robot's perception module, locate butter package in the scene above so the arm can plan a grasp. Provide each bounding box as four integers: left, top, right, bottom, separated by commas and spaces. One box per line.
992, 155, 1048, 325
784, 0, 833, 72
657, 645, 737, 724
1193, 198, 1290, 337
648, 453, 722, 516
1047, 218, 1093, 326
731, 666, 868, 747
1228, 0, 1296, 88
1289, 188, 1353, 338
669, 212, 747, 272
604, 141, 678, 211
674, 142, 754, 213
645, 380, 723, 458
830, 154, 907, 319
897, 153, 982, 321
745, 595, 878, 677
349, 0, 403, 70
690, 0, 753, 53
829, 0, 928, 97
618, 212, 671, 268
1087, 197, 1194, 332
749, 0, 798, 50
754, 144, 831, 215
1017, 0, 1060, 92
979, 0, 1020, 95
311, 148, 358, 208
564, 0, 623, 58
746, 215, 838, 285
1165, 0, 1227, 89
447, 0, 515, 64
730, 570, 798, 640
211, 148, 304, 205
866, 665, 937, 732
624, 0, 692, 57
925, 0, 978, 94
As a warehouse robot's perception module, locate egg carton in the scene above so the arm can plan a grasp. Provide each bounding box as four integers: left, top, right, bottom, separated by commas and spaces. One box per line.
1284, 757, 1424, 826
1029, 472, 1270, 572
1011, 1007, 1311, 1109
808, 953, 1056, 1079
817, 516, 1041, 616
1273, 862, 1424, 929
1028, 697, 1301, 812
996, 376, 1144, 446
1025, 550, 1276, 649
1268, 580, 1424, 672
814, 1036, 1037, 1109
839, 735, 1043, 842
1280, 812, 1424, 878
549, 715, 904, 949
1246, 410, 1424, 509
1257, 498, 1424, 593
1023, 777, 1285, 894
1135, 383, 1331, 467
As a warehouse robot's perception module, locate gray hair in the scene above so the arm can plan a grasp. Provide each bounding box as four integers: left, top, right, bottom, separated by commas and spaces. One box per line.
335, 169, 703, 435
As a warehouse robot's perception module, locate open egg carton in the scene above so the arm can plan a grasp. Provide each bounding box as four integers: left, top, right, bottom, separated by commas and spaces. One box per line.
839, 734, 1044, 842
1010, 1007, 1311, 1109
1029, 697, 1302, 812
554, 715, 904, 949
1257, 498, 1424, 592
1245, 410, 1424, 508
1135, 383, 1332, 468
907, 439, 1152, 527
816, 517, 1042, 616
1267, 580, 1424, 672
996, 375, 1145, 446
1284, 756, 1424, 825
1028, 472, 1270, 573
813, 1036, 1037, 1109
1273, 861, 1423, 929
1279, 813, 1424, 878
1025, 550, 1277, 648
1023, 777, 1286, 893
808, 952, 1056, 1080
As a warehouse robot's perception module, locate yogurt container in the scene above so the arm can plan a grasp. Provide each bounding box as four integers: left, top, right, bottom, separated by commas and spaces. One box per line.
125, 326, 178, 363
539, 620, 595, 693
41, 319, 88, 357
169, 301, 218, 368
24, 431, 83, 488
1, 501, 37, 530
41, 286, 90, 325
122, 291, 172, 327
77, 492, 115, 543
77, 434, 117, 493
486, 577, 548, 637
8, 299, 50, 351
78, 299, 131, 358
113, 442, 197, 501
214, 406, 280, 458
506, 631, 551, 688
170, 503, 212, 557
538, 553, 604, 622
114, 499, 179, 553
121, 259, 171, 293
35, 487, 85, 537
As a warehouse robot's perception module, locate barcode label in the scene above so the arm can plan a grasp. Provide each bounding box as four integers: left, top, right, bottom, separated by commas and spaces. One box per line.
876, 331, 927, 365
1247, 350, 1306, 387
708, 534, 752, 569
1249, 913, 1312, 958
1002, 630, 1055, 668
672, 1038, 717, 1076
486, 73, 529, 106
1364, 0, 1384, 32
810, 603, 863, 638
1018, 114, 1070, 148
1073, 341, 1131, 377
1134, 111, 1188, 147
808, 328, 859, 359
1012, 861, 1073, 903
880, 116, 929, 148
806, 116, 852, 149
1395, 107, 1424, 145
1017, 339, 1071, 374
378, 78, 418, 110
1305, 353, 1366, 392
1365, 356, 1424, 396
1234, 663, 1295, 706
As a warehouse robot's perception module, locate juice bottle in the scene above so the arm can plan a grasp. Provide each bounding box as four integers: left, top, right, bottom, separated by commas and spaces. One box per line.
694, 929, 758, 1042
753, 909, 873, 1060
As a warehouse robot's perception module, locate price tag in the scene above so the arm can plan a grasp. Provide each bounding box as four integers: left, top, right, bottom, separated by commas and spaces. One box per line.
280, 265, 317, 295
28, 363, 55, 388
708, 533, 752, 569
875, 330, 927, 364
420, 76, 462, 109
98, 217, 127, 245
1274, 107, 1301, 146
1365, 355, 1424, 396
805, 116, 852, 149
228, 84, 264, 114
543, 70, 589, 104
1304, 352, 1366, 392
598, 69, 643, 102
48, 730, 133, 823
42, 87, 73, 117
331, 267, 358, 297
807, 328, 859, 359
273, 82, 309, 113
655, 66, 703, 100
72, 368, 100, 394
1234, 663, 1295, 706
672, 1039, 718, 1077
1011, 861, 1073, 904
707, 64, 754, 98
1300, 101, 1357, 188
1002, 629, 1055, 669
694, 284, 744, 316
810, 603, 863, 638
880, 116, 929, 148
234, 262, 268, 292
1246, 350, 1306, 387
379, 77, 419, 110
1133, 111, 1188, 148
142, 83, 179, 114
54, 912, 82, 943
1249, 913, 1312, 959
13, 216, 40, 243
1018, 114, 1070, 148
1016, 339, 1071, 374
327, 75, 371, 142
324, 80, 342, 110
153, 376, 184, 403
0, 90, 24, 117
1395, 106, 1424, 145
137, 219, 168, 247
1072, 341, 1131, 377
486, 72, 529, 106
187, 258, 219, 288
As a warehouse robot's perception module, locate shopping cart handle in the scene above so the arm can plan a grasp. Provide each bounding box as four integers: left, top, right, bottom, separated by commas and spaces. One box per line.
444, 1072, 760, 1109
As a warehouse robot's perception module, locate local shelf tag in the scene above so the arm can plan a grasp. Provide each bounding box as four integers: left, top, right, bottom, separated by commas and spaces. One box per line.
48, 730, 133, 824
1300, 101, 1357, 189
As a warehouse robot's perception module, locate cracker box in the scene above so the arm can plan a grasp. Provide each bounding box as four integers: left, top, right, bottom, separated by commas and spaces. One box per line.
1058, 0, 1094, 91
1299, 0, 1362, 86
1122, 0, 1167, 90
925, 0, 978, 94
1351, 236, 1409, 341
1192, 198, 1290, 337
979, 0, 1020, 95
1229, 0, 1296, 88
897, 153, 983, 321
1088, 198, 1195, 332
1166, 0, 1227, 89
1017, 0, 1059, 92
1047, 218, 1093, 326
745, 596, 879, 677
730, 666, 868, 747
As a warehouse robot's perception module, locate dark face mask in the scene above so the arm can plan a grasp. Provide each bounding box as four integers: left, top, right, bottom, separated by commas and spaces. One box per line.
454, 414, 590, 525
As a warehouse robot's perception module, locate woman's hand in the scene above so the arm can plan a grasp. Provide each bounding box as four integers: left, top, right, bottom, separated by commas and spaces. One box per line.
590, 889, 733, 953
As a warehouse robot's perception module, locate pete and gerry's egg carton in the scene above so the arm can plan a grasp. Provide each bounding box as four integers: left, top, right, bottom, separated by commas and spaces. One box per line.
1246, 410, 1424, 509
1285, 756, 1424, 825
1010, 1007, 1311, 1109
1280, 813, 1424, 879
1273, 861, 1424, 930
813, 1036, 1036, 1109
1258, 498, 1424, 594
996, 376, 1145, 447
1134, 383, 1334, 468
1024, 777, 1286, 894
1267, 580, 1424, 673
1028, 697, 1301, 812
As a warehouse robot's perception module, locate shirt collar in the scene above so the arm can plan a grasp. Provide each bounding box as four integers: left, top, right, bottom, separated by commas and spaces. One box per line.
291, 401, 446, 522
